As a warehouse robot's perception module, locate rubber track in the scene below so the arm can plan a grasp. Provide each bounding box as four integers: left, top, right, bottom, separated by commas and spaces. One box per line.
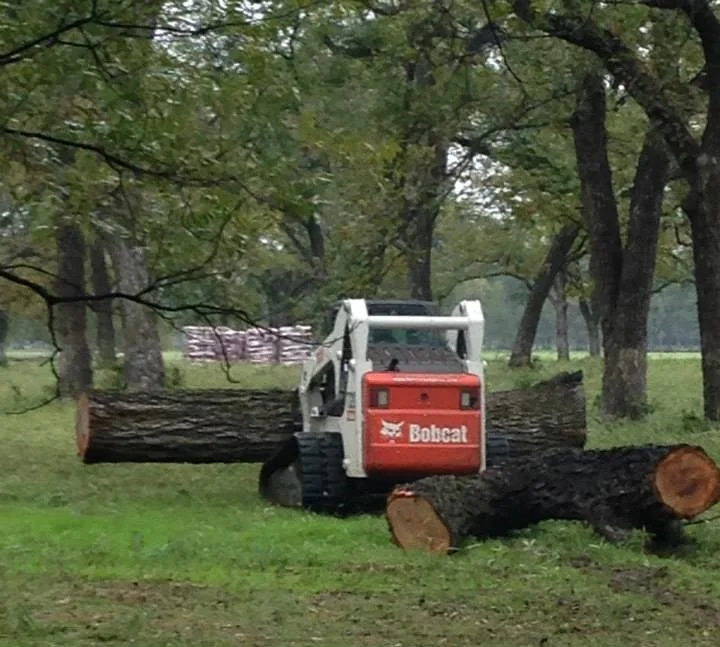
258, 432, 348, 514
296, 433, 347, 514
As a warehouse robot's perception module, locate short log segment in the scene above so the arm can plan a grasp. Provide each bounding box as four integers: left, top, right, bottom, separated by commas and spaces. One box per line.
76, 389, 299, 463
386, 444, 720, 554
76, 371, 587, 464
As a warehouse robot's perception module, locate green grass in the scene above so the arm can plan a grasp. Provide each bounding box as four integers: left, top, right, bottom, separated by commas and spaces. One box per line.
1, 353, 720, 646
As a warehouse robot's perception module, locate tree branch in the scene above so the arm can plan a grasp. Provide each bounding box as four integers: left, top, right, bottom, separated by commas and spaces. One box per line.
0, 15, 95, 67
513, 1, 700, 181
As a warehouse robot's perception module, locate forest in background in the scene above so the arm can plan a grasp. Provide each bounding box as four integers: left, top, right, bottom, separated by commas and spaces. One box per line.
4, 278, 700, 354
2, 0, 720, 421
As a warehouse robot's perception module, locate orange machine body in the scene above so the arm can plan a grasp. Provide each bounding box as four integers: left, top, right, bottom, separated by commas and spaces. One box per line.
362, 371, 483, 476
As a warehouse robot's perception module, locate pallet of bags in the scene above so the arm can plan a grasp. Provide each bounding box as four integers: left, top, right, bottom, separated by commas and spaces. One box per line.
211, 327, 247, 362
278, 325, 313, 364
182, 326, 218, 363
225, 329, 247, 362
245, 327, 279, 364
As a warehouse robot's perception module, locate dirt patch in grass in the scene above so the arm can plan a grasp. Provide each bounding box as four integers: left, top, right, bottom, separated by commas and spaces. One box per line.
3, 576, 249, 646
568, 553, 720, 632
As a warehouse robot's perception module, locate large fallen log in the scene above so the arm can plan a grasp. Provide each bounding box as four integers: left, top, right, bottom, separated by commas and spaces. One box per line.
386, 444, 720, 554
75, 371, 587, 464
75, 388, 299, 463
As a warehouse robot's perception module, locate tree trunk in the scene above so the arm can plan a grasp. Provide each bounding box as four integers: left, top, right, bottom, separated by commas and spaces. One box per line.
553, 270, 570, 361
601, 129, 669, 418
54, 221, 93, 397
89, 239, 116, 366
403, 145, 445, 301
76, 371, 587, 464
508, 224, 580, 367
106, 238, 165, 390
406, 223, 434, 301
687, 11, 720, 421
0, 309, 8, 366
571, 74, 623, 348
572, 75, 668, 419
403, 188, 438, 301
579, 297, 601, 356
511, 0, 720, 419
399, 57, 448, 302
386, 444, 720, 554
686, 184, 720, 420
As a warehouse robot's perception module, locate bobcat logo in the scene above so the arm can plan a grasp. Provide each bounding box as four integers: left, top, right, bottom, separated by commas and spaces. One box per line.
380, 419, 404, 440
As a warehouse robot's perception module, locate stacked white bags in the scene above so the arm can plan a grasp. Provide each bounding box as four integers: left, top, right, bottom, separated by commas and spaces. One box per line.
182, 324, 313, 365
277, 324, 313, 365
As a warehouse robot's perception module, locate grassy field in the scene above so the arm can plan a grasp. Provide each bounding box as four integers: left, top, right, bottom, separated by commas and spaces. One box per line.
1, 353, 720, 646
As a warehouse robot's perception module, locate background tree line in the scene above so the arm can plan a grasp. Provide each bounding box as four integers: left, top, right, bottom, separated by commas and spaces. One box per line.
2, 276, 701, 354
0, 0, 715, 423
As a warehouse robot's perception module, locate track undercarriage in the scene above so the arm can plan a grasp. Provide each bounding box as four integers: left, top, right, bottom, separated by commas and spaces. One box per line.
258, 430, 398, 515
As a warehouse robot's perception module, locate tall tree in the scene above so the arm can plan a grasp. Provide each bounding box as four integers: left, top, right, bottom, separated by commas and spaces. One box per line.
319, 8, 507, 300
512, 0, 720, 419
54, 219, 93, 396
508, 223, 580, 367
571, 72, 669, 418
551, 269, 571, 361
103, 189, 165, 391
0, 309, 8, 366
89, 237, 116, 366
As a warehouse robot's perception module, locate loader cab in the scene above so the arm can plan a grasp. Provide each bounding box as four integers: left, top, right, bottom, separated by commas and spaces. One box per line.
312, 321, 354, 418
321, 299, 440, 340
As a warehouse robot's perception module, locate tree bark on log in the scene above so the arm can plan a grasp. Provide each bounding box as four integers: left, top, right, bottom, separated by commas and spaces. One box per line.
386, 444, 720, 554
76, 371, 587, 464
76, 389, 299, 463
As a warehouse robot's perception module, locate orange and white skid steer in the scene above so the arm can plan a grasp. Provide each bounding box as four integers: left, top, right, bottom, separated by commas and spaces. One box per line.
258, 298, 486, 513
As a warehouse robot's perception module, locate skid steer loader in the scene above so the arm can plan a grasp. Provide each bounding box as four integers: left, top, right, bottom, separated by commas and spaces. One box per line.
258, 298, 486, 513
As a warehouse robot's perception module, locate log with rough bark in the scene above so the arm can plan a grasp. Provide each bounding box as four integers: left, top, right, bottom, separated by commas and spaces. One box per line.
76, 389, 300, 463
484, 370, 585, 461
75, 371, 587, 464
386, 444, 720, 554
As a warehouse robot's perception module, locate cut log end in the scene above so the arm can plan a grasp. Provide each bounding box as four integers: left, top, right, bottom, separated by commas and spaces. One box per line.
386, 490, 452, 554
654, 446, 720, 518
75, 391, 90, 459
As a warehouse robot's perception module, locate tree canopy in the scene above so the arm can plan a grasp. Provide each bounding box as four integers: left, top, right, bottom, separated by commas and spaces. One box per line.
1, 0, 716, 418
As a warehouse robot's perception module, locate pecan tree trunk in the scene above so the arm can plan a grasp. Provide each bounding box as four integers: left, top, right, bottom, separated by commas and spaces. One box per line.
89, 239, 116, 366
571, 74, 669, 419
55, 220, 93, 397
106, 238, 165, 391
508, 224, 580, 368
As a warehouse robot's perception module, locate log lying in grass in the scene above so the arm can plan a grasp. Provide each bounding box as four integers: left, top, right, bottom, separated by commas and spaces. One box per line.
75, 371, 587, 464
484, 370, 586, 461
386, 444, 720, 554
75, 389, 301, 463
